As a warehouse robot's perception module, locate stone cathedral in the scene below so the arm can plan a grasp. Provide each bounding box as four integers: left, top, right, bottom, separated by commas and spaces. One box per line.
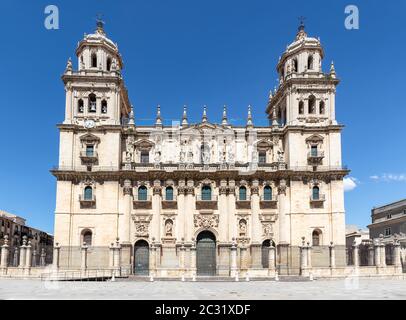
52, 21, 349, 277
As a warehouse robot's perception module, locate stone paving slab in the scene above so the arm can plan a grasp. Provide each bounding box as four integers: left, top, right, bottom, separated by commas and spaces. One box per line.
0, 279, 406, 300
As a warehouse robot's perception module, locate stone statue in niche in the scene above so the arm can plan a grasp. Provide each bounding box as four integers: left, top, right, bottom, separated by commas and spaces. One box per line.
165, 220, 173, 237
239, 219, 247, 237
277, 150, 285, 163
154, 151, 161, 163
228, 147, 234, 163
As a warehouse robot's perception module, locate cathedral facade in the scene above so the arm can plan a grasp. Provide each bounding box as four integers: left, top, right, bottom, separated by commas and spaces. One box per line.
52, 21, 348, 277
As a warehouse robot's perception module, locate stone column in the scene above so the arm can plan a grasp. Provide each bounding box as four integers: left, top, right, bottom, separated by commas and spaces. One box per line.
380, 238, 386, 268
374, 239, 381, 267
393, 240, 402, 269
114, 239, 121, 268
40, 248, 46, 267
218, 181, 228, 243
307, 242, 312, 269
152, 182, 162, 241
277, 180, 290, 275
250, 181, 260, 244
368, 244, 375, 266
19, 236, 27, 268
81, 243, 88, 271
32, 249, 38, 267
227, 181, 236, 242
109, 243, 115, 268
120, 180, 133, 244
190, 238, 197, 278
25, 241, 32, 269
300, 238, 308, 276
13, 247, 19, 267
52, 243, 61, 270
179, 239, 186, 275
240, 242, 248, 273
1, 235, 9, 269
185, 181, 195, 242
352, 241, 359, 268
268, 243, 276, 276
329, 242, 336, 268
150, 238, 157, 277
230, 238, 238, 277
177, 184, 186, 247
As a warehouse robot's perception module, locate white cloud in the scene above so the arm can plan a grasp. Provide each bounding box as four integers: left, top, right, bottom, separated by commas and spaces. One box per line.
344, 177, 358, 192
370, 174, 406, 182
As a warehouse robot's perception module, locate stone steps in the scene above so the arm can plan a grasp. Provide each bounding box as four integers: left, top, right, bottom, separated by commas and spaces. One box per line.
122, 275, 310, 282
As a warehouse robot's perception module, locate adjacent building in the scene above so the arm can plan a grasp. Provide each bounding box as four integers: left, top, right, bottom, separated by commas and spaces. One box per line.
52, 21, 349, 276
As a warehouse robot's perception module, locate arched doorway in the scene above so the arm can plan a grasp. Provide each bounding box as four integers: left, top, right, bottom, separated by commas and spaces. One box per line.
196, 231, 216, 276
134, 240, 149, 276
261, 239, 276, 268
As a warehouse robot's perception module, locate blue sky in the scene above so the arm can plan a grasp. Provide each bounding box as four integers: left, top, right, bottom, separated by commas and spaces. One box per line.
0, 0, 405, 233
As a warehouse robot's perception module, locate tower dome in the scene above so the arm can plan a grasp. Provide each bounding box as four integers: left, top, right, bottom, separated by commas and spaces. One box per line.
75, 19, 124, 73
277, 23, 324, 83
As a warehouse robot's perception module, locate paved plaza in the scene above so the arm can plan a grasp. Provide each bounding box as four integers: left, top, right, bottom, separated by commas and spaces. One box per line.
0, 278, 406, 300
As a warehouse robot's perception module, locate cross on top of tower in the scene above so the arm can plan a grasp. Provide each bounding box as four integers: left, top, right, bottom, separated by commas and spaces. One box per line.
298, 16, 306, 31
96, 13, 106, 35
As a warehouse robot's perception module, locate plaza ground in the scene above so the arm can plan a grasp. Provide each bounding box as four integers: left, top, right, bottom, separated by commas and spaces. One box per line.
0, 278, 406, 300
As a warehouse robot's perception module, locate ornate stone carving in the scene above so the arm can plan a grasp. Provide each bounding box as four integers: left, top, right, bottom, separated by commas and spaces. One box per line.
132, 214, 152, 238
194, 214, 219, 229
251, 186, 259, 195
165, 219, 174, 237
278, 179, 287, 195
153, 186, 162, 196
219, 186, 228, 195
238, 219, 247, 237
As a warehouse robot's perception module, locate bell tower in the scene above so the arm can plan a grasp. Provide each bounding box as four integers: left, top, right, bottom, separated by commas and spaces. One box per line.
267, 22, 339, 128
62, 19, 131, 127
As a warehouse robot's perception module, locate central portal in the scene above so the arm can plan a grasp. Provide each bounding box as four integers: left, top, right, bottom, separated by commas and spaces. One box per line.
134, 240, 149, 276
196, 231, 217, 276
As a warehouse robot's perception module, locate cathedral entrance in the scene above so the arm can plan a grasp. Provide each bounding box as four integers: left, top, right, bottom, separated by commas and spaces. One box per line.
196, 231, 216, 276
134, 240, 149, 276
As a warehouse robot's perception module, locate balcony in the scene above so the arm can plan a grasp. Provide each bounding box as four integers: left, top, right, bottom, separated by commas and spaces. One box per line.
80, 151, 98, 165
307, 151, 325, 164
196, 194, 218, 210
162, 195, 178, 209
79, 194, 96, 208
133, 195, 152, 210
236, 197, 251, 209
260, 195, 278, 209
310, 194, 326, 206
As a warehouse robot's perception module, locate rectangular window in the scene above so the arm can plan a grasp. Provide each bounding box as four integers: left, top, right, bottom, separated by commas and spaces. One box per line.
311, 146, 318, 157
141, 151, 149, 163
385, 227, 391, 236
86, 145, 94, 157
387, 214, 392, 220
258, 152, 266, 164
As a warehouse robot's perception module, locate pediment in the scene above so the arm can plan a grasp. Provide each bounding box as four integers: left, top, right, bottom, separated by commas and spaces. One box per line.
79, 133, 100, 144
306, 134, 324, 144
255, 139, 273, 150
134, 139, 155, 150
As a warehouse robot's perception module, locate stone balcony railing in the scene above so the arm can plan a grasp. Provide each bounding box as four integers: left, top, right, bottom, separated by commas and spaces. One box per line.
260, 195, 278, 209
307, 151, 325, 164
133, 195, 152, 210
162, 195, 178, 209
79, 194, 96, 208
196, 195, 218, 210
80, 151, 99, 164
310, 194, 326, 204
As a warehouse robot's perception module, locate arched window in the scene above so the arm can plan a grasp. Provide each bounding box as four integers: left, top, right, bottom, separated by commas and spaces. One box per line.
202, 186, 212, 201
308, 95, 316, 114
78, 99, 84, 113
88, 94, 97, 113
312, 186, 320, 200
101, 100, 108, 114
106, 57, 112, 71
319, 101, 325, 114
165, 187, 174, 201
138, 186, 148, 201
239, 186, 247, 201
91, 53, 97, 68
84, 186, 93, 200
263, 186, 273, 201
312, 230, 321, 246
292, 58, 298, 72
82, 229, 93, 246
299, 101, 304, 115
308, 55, 314, 70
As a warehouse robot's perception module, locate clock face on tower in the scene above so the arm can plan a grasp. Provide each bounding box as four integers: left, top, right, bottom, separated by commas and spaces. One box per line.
84, 119, 95, 129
